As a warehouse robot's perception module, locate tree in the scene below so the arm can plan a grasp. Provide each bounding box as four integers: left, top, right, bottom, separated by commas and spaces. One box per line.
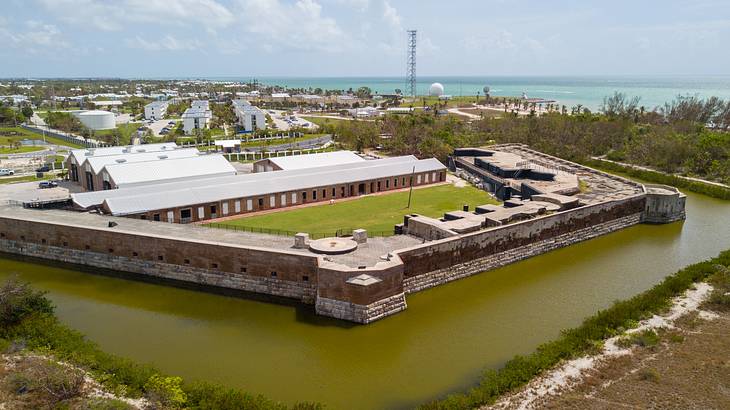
355, 86, 372, 99
21, 106, 33, 119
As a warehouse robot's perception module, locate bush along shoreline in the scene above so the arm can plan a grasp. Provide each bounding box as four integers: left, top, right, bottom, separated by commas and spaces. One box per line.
420, 249, 730, 409
0, 277, 322, 410
583, 158, 730, 200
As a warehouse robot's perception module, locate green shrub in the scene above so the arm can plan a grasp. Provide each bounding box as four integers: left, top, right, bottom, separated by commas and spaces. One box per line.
6, 356, 85, 406
637, 367, 660, 383
617, 329, 660, 348
85, 397, 135, 410
145, 374, 187, 408
0, 277, 54, 327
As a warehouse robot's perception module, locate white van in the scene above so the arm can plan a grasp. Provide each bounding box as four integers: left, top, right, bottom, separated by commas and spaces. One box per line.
0, 169, 15, 176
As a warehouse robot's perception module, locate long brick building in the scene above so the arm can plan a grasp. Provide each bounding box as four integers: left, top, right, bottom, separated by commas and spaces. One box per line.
71, 155, 446, 223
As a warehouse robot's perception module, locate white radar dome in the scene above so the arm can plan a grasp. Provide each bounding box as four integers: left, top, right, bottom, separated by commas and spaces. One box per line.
428, 82, 445, 97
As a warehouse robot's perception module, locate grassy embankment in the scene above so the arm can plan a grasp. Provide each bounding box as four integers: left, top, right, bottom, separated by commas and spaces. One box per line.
584, 158, 730, 200
210, 183, 498, 236
0, 278, 322, 410
420, 249, 730, 409
94, 123, 142, 145
0, 127, 84, 149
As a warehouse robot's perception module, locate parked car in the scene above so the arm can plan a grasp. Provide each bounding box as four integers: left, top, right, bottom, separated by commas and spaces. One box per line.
0, 168, 14, 176
38, 180, 58, 189
168, 121, 175, 125
35, 165, 50, 172
160, 130, 169, 135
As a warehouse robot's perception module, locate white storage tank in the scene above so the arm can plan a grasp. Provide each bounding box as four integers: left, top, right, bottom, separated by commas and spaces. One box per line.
74, 110, 116, 130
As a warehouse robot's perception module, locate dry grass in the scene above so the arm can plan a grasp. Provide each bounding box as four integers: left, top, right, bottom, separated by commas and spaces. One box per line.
532, 310, 730, 409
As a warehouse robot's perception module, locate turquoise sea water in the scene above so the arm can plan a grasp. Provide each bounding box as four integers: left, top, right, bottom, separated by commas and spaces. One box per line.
209, 75, 730, 111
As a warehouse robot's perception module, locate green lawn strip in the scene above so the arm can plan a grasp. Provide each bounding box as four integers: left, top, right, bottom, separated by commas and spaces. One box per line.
0, 278, 322, 410
0, 146, 45, 154
583, 158, 730, 200
0, 127, 84, 149
213, 184, 498, 236
420, 249, 730, 409
0, 174, 57, 185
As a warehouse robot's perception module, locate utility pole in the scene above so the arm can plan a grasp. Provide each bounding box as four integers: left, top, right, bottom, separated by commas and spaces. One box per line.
407, 165, 415, 208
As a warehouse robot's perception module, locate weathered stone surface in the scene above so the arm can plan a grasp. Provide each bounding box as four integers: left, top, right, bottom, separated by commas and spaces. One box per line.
403, 213, 642, 293
315, 292, 407, 323
352, 229, 367, 244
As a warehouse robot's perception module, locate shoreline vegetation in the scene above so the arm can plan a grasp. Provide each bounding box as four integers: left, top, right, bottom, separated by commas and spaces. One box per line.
0, 277, 322, 410
419, 249, 730, 409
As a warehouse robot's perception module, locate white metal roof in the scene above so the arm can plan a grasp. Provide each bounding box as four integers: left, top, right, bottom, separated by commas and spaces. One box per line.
266, 151, 364, 170
91, 101, 123, 106
182, 107, 211, 119
213, 139, 241, 148
72, 155, 445, 214
83, 148, 201, 174
69, 143, 179, 164
103, 154, 237, 188
145, 101, 169, 109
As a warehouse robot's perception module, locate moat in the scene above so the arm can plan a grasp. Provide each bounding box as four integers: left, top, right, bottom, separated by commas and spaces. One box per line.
0, 190, 727, 409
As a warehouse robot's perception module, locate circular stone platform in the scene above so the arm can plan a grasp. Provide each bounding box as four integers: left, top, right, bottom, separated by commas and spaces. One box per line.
308, 237, 358, 255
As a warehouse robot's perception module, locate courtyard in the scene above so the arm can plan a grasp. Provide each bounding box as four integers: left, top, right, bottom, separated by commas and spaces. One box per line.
207, 182, 499, 236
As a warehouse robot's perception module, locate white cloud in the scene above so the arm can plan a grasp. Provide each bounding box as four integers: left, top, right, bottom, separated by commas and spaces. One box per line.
332, 0, 369, 12
125, 34, 202, 51
37, 0, 234, 31
0, 20, 69, 50
382, 0, 401, 30
238, 0, 350, 52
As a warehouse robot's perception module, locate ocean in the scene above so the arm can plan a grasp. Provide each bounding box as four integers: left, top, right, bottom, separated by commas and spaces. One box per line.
208, 75, 730, 111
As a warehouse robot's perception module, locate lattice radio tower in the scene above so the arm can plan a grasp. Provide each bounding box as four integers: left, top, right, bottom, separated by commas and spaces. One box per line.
406, 30, 417, 97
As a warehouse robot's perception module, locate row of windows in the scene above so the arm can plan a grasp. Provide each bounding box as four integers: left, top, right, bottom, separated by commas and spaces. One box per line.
143, 171, 445, 223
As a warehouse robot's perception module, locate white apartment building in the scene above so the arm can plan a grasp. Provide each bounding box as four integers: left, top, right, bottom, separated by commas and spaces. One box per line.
232, 99, 266, 132
144, 101, 169, 120
182, 100, 212, 134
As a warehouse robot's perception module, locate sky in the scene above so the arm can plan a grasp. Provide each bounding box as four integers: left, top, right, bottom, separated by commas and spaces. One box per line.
1, 0, 729, 78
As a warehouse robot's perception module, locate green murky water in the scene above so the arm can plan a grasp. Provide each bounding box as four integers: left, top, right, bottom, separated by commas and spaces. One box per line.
1, 191, 729, 409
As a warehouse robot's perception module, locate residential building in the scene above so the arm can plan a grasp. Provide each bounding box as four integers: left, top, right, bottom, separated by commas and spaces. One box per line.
182, 100, 212, 134
232, 99, 266, 132
144, 101, 169, 120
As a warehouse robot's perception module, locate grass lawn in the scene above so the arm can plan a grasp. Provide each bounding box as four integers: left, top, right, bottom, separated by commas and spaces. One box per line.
0, 174, 56, 185
94, 123, 141, 145
211, 183, 499, 236
0, 127, 84, 149
0, 145, 45, 154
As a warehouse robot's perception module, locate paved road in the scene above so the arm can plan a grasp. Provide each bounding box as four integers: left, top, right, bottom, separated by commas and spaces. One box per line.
241, 135, 332, 152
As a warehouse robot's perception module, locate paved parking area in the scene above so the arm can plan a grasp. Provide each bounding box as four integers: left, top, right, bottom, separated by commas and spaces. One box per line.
0, 180, 80, 203
146, 119, 179, 137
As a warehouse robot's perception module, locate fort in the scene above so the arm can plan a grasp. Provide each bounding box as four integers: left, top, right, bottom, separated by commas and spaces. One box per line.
0, 144, 686, 324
